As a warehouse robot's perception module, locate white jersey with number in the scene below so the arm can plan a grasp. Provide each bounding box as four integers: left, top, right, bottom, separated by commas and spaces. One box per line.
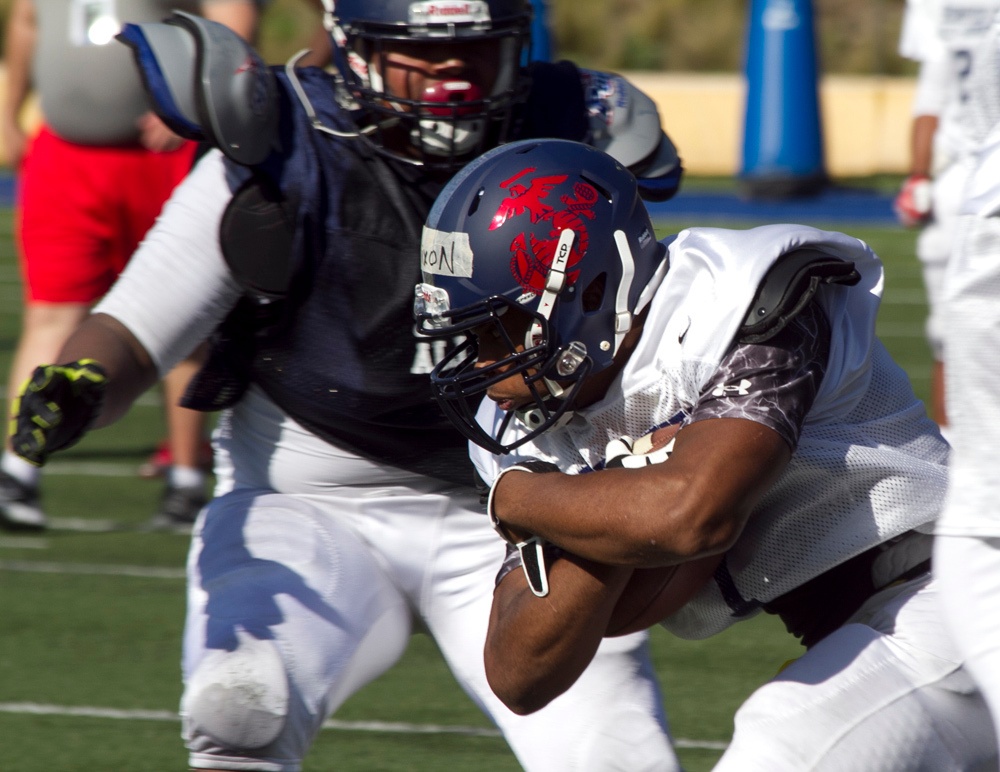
472, 224, 948, 639
900, 0, 1000, 167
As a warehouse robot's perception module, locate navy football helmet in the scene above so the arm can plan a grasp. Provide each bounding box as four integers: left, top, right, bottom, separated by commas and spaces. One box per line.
320, 0, 532, 168
415, 139, 667, 453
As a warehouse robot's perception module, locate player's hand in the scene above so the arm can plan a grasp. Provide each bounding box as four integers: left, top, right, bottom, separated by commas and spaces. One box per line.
487, 459, 560, 538
894, 174, 933, 228
604, 428, 677, 469
1, 118, 27, 169
10, 360, 108, 466
136, 111, 186, 153
487, 459, 561, 597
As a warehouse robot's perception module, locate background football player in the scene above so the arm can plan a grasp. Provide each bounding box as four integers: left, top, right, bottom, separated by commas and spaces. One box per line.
934, 10, 1000, 756
895, 0, 1000, 430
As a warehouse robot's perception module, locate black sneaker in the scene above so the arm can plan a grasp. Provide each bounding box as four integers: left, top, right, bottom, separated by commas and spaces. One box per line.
150, 485, 207, 532
0, 469, 47, 531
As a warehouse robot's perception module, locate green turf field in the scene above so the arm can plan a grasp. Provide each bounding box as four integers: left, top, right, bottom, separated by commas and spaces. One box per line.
0, 207, 930, 771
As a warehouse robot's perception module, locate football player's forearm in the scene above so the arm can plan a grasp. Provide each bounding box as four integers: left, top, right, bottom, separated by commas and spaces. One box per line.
492, 466, 715, 566
485, 556, 631, 714
57, 314, 159, 427
909, 114, 938, 178
492, 419, 790, 566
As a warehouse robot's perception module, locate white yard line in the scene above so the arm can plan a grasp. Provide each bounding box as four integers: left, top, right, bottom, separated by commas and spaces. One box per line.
0, 559, 185, 579
875, 322, 928, 338
880, 290, 930, 305
44, 462, 144, 478
47, 516, 134, 532
0, 537, 46, 549
0, 516, 164, 534
0, 701, 729, 749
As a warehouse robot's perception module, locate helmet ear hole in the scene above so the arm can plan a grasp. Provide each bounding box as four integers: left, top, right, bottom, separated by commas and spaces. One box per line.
582, 176, 614, 204
467, 188, 486, 217
582, 273, 607, 313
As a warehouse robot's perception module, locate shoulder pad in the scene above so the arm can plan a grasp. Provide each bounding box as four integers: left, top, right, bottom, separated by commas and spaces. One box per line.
740, 249, 861, 344
633, 136, 683, 202
579, 69, 683, 200
117, 12, 278, 166
220, 178, 296, 300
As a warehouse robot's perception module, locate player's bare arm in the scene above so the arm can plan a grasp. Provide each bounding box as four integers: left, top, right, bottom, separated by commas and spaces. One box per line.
9, 314, 158, 467
486, 544, 724, 713
482, 416, 788, 712
1, 0, 36, 168
56, 313, 159, 428
486, 552, 633, 714
909, 113, 939, 180
490, 417, 792, 567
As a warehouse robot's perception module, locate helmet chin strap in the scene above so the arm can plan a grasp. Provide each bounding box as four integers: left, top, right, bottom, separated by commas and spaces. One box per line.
285, 53, 381, 138
515, 228, 638, 435
515, 402, 576, 433
320, 0, 334, 26
530, 227, 575, 343
414, 113, 486, 157
519, 228, 577, 427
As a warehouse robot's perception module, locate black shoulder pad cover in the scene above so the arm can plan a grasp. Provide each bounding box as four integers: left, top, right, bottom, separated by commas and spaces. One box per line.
220, 178, 296, 300
740, 248, 861, 343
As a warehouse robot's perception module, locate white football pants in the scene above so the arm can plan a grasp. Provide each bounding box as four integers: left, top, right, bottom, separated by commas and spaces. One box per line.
935, 535, 1000, 755
181, 486, 677, 771
715, 575, 997, 771
917, 156, 975, 357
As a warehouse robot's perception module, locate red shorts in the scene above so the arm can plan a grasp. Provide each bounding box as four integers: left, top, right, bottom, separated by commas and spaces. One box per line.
16, 125, 198, 303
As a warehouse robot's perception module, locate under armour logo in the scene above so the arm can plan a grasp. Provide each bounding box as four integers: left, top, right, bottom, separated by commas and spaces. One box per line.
711, 379, 751, 397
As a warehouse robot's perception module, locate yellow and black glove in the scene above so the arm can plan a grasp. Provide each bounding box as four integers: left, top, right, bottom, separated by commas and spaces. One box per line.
10, 359, 107, 466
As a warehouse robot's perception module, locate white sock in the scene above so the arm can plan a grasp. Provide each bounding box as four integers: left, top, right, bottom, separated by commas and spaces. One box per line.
169, 465, 206, 491
1, 452, 41, 489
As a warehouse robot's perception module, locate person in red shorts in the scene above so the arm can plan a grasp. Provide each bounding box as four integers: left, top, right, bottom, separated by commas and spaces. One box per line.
0, 0, 265, 530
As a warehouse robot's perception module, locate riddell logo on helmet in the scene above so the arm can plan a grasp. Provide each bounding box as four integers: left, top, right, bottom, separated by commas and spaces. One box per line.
409, 1, 491, 24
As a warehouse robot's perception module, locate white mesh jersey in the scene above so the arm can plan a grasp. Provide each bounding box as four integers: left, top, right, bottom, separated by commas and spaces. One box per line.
900, 0, 1000, 167
472, 224, 948, 640
941, 19, 1000, 535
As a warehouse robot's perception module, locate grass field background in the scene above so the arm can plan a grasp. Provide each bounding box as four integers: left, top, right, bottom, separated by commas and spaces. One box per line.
0, 201, 930, 770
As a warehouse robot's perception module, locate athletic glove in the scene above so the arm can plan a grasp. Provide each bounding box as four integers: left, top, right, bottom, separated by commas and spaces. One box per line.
487, 459, 561, 597
893, 174, 933, 228
10, 360, 108, 466
604, 431, 676, 469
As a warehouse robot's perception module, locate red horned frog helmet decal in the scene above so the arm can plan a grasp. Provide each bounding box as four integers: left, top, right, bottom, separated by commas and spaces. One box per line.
489, 167, 598, 295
